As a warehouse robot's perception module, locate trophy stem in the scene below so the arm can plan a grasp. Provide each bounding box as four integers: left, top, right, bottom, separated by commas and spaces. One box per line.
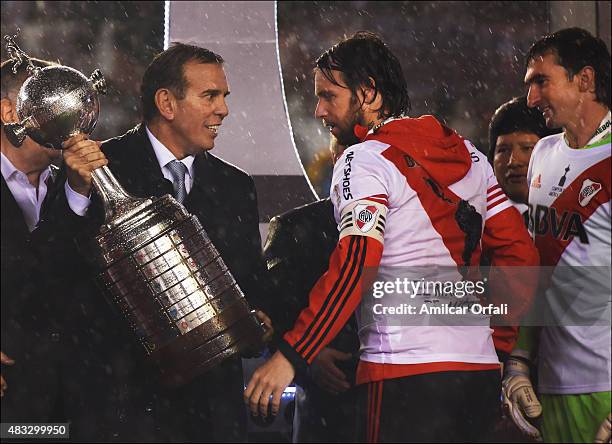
91, 166, 151, 227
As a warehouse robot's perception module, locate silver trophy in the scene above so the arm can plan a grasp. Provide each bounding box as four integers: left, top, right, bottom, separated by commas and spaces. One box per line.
3, 34, 107, 149
4, 34, 265, 387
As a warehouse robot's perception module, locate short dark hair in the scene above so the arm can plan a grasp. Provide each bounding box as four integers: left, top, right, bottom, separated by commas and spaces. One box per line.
316, 31, 410, 120
140, 42, 224, 122
1, 57, 55, 99
526, 27, 611, 108
487, 96, 559, 164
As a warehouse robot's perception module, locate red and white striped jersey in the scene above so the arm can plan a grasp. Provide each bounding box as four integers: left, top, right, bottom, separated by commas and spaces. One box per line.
331, 125, 502, 365
280, 116, 537, 382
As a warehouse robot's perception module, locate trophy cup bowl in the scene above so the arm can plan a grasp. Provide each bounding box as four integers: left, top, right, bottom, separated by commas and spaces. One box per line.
4, 64, 107, 149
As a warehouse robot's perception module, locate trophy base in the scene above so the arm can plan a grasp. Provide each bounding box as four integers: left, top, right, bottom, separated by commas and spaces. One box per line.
90, 192, 265, 388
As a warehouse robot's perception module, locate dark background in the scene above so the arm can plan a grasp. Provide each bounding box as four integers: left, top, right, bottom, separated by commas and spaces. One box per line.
2, 1, 610, 197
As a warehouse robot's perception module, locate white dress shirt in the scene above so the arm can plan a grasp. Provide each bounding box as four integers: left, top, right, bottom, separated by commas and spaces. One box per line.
66, 126, 195, 216
146, 126, 195, 192
1, 152, 52, 232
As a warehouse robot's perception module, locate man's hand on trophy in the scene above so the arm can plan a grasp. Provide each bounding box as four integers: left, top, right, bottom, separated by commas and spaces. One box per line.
311, 347, 352, 395
255, 310, 274, 343
62, 133, 107, 196
0, 351, 15, 397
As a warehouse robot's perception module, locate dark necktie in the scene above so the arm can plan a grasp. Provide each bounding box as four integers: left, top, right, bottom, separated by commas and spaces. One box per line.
166, 160, 188, 204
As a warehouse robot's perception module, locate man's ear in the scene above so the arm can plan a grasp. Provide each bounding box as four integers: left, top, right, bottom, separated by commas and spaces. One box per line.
576, 66, 596, 95
154, 88, 177, 121
362, 77, 384, 116
363, 77, 378, 105
0, 97, 18, 125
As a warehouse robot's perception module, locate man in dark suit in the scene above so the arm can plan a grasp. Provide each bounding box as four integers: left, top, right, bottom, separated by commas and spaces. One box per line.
42, 43, 272, 442
0, 58, 64, 422
264, 136, 360, 442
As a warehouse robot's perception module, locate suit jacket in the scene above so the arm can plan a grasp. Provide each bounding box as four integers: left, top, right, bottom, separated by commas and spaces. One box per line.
1, 167, 63, 422
39, 124, 270, 441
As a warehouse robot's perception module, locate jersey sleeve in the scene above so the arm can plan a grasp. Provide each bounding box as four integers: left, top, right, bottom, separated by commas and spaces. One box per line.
482, 192, 540, 358
483, 211, 539, 347
329, 144, 395, 222
279, 145, 390, 372
479, 157, 539, 355
279, 236, 384, 371
484, 161, 514, 220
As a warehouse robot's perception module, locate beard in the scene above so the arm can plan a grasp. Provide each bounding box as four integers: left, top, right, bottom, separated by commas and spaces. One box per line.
333, 96, 365, 147
335, 123, 360, 146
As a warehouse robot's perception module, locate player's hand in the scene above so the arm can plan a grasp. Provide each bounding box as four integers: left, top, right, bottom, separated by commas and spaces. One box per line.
244, 350, 295, 418
311, 347, 351, 395
502, 357, 542, 441
594, 413, 612, 443
1, 351, 15, 397
255, 310, 274, 343
62, 134, 107, 196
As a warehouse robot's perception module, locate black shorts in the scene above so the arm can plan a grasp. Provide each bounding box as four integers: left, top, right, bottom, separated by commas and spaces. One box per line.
356, 370, 501, 443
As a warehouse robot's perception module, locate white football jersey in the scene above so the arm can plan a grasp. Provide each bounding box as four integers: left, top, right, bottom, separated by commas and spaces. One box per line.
330, 137, 508, 365
527, 117, 611, 394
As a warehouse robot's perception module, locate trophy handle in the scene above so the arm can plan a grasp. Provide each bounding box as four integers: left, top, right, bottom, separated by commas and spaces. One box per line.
4, 31, 38, 75
4, 115, 38, 148
3, 122, 26, 147
89, 69, 107, 95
